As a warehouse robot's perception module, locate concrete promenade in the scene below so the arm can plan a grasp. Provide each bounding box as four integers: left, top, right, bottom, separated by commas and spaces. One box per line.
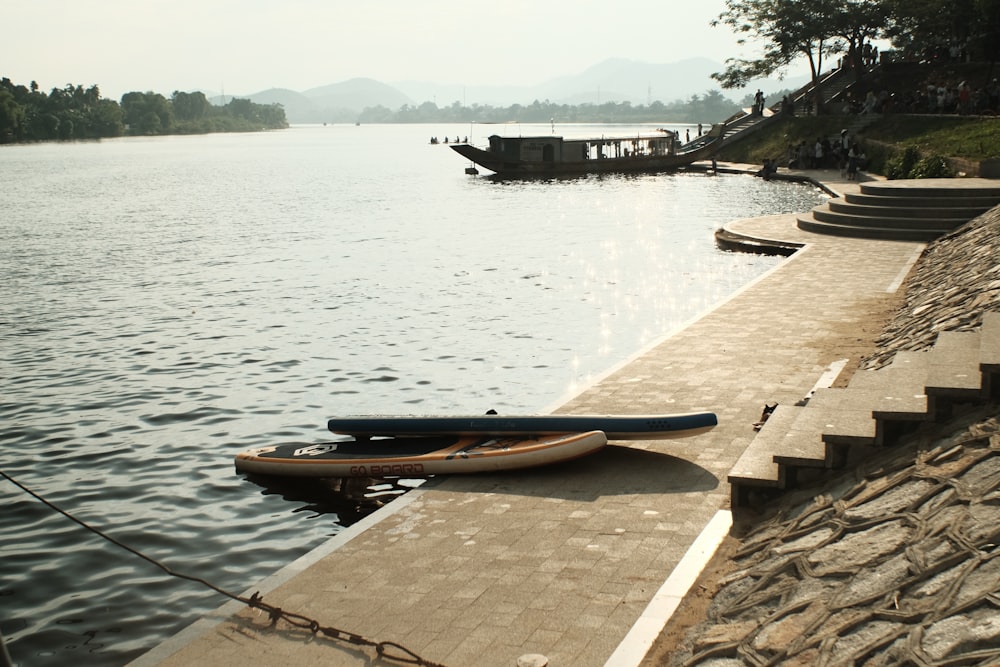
136, 169, 926, 667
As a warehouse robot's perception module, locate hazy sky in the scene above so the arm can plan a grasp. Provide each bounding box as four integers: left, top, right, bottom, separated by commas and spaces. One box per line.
4, 0, 772, 100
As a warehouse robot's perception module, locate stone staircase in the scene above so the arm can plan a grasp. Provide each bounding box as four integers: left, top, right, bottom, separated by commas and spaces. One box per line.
729, 311, 1000, 508
694, 108, 779, 154
787, 67, 856, 115
712, 68, 868, 152
797, 180, 1000, 241
721, 110, 773, 140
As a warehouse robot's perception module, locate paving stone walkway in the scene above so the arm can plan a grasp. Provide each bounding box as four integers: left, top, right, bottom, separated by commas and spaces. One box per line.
135, 169, 928, 667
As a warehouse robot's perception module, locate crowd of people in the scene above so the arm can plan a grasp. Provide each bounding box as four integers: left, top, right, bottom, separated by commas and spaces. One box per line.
891, 79, 997, 115
782, 129, 867, 179
837, 78, 999, 116
750, 45, 995, 181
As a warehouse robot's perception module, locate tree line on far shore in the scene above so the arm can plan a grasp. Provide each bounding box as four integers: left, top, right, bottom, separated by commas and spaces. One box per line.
0, 78, 288, 143
0, 75, 754, 139
354, 89, 749, 125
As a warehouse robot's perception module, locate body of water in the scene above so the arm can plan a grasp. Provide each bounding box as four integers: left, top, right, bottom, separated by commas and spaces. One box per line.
0, 123, 826, 665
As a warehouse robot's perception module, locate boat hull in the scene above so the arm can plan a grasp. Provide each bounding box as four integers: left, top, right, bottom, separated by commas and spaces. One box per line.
451, 136, 719, 178
234, 431, 608, 477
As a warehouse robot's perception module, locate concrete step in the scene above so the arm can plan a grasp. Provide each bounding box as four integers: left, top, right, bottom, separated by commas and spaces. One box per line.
849, 348, 930, 386
728, 404, 800, 491
812, 203, 968, 230
828, 199, 990, 220
769, 407, 830, 469
860, 181, 1000, 199
773, 396, 877, 469
925, 330, 985, 400
797, 214, 948, 241
797, 180, 1000, 241
731, 311, 1000, 509
847, 363, 930, 422
982, 311, 1000, 374
845, 192, 1000, 210
804, 388, 880, 447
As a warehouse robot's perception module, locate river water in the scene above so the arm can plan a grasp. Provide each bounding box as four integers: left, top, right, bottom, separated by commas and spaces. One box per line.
0, 123, 826, 665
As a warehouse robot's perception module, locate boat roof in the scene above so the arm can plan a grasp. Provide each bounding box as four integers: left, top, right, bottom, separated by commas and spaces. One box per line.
491, 133, 675, 142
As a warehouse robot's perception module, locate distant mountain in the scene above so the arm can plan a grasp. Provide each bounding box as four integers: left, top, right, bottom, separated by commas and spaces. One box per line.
543, 57, 725, 104
303, 78, 413, 113
241, 88, 315, 119
231, 59, 809, 123
238, 78, 415, 123
391, 58, 732, 107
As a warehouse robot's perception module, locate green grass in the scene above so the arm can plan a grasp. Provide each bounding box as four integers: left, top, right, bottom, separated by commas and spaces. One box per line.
717, 114, 1000, 173
863, 116, 1000, 160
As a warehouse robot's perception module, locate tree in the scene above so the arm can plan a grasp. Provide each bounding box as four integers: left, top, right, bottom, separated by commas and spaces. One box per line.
830, 0, 891, 78
977, 0, 1000, 63
0, 87, 26, 142
884, 0, 990, 62
34, 113, 60, 139
711, 0, 842, 98
172, 91, 210, 121
256, 102, 287, 128
121, 91, 173, 134
0, 76, 287, 142
89, 98, 125, 137
225, 97, 255, 122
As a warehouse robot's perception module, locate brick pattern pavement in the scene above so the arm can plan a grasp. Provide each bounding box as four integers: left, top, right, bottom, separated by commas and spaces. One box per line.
140, 176, 927, 667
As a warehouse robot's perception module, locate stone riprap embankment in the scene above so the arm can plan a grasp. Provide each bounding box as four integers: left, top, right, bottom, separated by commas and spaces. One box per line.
864, 204, 1000, 370
662, 205, 1000, 666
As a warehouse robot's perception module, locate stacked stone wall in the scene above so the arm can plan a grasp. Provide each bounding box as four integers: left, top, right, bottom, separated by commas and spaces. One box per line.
864, 204, 1000, 370
668, 411, 1000, 666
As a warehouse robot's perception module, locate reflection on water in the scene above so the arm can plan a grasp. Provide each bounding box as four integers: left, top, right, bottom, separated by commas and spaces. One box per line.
0, 124, 825, 666
244, 474, 424, 528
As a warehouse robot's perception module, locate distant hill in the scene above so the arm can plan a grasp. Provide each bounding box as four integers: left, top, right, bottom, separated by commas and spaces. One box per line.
390, 57, 730, 108
241, 88, 316, 120
302, 78, 413, 117
231, 79, 413, 124
225, 58, 809, 123
541, 57, 727, 104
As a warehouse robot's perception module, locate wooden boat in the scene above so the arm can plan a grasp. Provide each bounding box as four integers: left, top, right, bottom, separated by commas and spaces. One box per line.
234, 431, 608, 477
327, 411, 717, 440
449, 125, 722, 178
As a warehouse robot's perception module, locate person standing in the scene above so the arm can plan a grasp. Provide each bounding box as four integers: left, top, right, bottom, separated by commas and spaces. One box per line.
797, 141, 810, 169
839, 129, 851, 176
958, 81, 972, 115
847, 143, 866, 180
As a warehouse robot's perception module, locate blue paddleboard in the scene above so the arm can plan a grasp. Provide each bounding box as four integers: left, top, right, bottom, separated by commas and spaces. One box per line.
326, 411, 717, 440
